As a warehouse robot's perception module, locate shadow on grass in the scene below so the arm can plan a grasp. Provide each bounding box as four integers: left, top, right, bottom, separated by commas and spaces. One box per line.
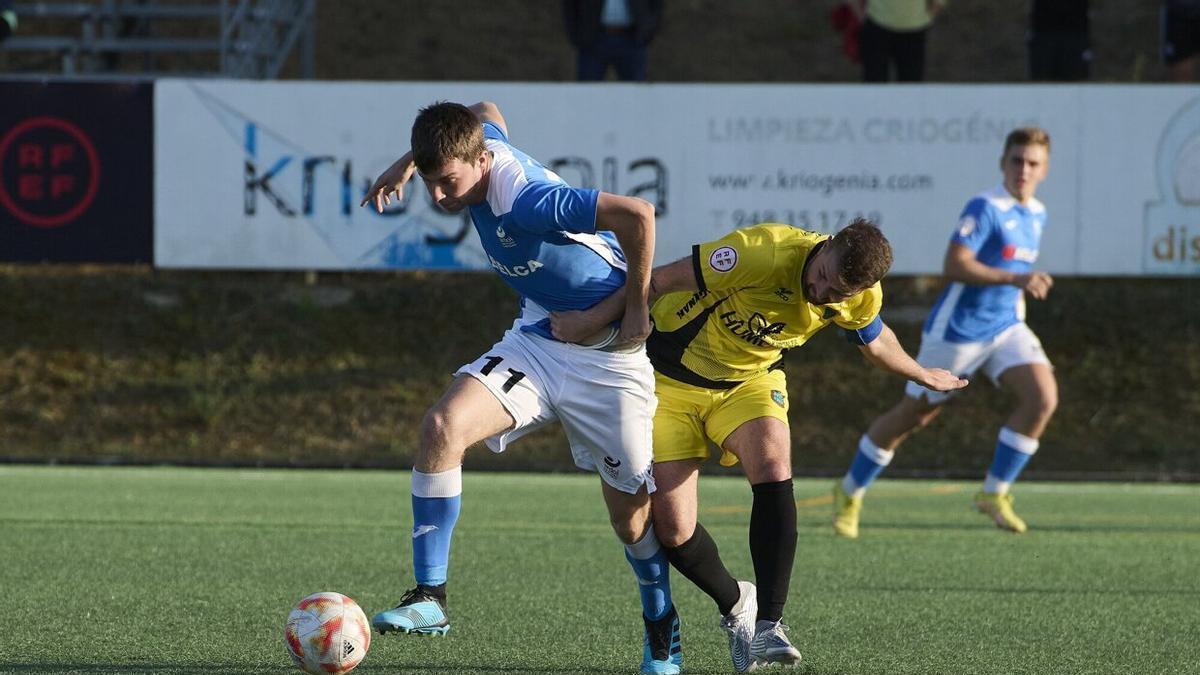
855, 520, 1200, 535
1, 666, 292, 675
851, 585, 1200, 597
0, 663, 667, 674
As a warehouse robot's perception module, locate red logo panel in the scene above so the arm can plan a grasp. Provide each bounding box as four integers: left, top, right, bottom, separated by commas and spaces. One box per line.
0, 116, 101, 229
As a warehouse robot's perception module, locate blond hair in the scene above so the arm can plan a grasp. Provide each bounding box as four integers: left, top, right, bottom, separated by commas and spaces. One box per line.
1003, 127, 1051, 156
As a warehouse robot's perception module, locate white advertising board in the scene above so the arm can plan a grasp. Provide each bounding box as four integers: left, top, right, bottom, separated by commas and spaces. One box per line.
155, 80, 1200, 275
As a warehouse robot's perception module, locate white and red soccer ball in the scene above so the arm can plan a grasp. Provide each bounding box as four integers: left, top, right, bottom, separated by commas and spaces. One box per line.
284, 592, 371, 674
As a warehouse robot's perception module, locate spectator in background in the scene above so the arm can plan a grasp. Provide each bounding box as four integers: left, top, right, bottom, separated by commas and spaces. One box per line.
1163, 0, 1200, 81
847, 0, 946, 82
563, 0, 663, 82
1028, 0, 1091, 81
1, 0, 16, 43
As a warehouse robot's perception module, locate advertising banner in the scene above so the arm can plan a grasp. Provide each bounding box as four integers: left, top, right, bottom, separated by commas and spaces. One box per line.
1, 81, 153, 263
154, 80, 1200, 275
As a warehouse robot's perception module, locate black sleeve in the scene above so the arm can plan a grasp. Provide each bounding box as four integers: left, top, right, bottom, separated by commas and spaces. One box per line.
690, 244, 707, 293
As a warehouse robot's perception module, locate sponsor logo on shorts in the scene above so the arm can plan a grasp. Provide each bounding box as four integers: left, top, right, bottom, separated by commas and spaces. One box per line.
709, 246, 738, 272
771, 390, 786, 408
602, 456, 621, 479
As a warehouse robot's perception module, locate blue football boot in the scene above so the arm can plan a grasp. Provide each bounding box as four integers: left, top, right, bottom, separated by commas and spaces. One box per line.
641, 605, 682, 674
371, 585, 450, 636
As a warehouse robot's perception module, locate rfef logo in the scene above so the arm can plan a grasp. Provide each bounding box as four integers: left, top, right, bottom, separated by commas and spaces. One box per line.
709, 246, 738, 272
0, 116, 101, 229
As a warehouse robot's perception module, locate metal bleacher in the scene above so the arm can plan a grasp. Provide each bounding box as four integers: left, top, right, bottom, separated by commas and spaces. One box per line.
4, 0, 316, 79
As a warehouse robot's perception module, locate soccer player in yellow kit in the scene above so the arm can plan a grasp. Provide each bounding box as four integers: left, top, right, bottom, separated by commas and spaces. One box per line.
553, 219, 966, 671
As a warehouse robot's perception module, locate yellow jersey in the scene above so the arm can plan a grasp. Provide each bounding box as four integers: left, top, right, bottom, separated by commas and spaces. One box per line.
647, 224, 882, 389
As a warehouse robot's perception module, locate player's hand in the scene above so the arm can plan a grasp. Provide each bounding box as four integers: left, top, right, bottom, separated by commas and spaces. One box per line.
618, 304, 652, 344
550, 309, 605, 344
360, 155, 416, 213
920, 368, 968, 393
1015, 271, 1054, 300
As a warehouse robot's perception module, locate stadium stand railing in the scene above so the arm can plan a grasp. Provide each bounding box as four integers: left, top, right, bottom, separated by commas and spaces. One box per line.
4, 0, 315, 78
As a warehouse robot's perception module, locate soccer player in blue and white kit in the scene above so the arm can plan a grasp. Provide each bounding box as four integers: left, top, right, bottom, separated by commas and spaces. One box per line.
361, 101, 681, 674
833, 127, 1058, 537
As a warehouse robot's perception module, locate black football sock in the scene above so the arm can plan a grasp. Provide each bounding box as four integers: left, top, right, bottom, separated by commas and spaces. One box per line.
750, 479, 797, 623
664, 522, 742, 614
419, 583, 447, 606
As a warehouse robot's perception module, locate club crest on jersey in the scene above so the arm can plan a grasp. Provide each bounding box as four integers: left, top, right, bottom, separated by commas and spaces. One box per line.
709, 246, 738, 272
496, 225, 517, 248
489, 253, 544, 277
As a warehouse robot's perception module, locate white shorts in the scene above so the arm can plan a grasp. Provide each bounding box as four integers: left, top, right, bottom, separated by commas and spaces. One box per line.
904, 322, 1052, 405
455, 328, 658, 495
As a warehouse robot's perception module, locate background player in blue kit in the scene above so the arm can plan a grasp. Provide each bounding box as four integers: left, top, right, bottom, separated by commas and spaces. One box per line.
361, 101, 681, 674
833, 127, 1058, 537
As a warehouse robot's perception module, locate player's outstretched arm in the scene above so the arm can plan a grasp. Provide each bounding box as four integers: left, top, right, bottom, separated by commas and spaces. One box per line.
468, 101, 508, 137
943, 243, 1054, 299
360, 101, 507, 214
858, 323, 969, 392
549, 255, 699, 343
360, 151, 417, 213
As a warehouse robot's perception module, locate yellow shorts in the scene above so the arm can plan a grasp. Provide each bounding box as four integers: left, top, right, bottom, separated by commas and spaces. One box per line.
652, 369, 790, 467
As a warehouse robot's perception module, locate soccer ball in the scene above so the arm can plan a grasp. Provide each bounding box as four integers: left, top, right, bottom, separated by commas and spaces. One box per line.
283, 592, 371, 675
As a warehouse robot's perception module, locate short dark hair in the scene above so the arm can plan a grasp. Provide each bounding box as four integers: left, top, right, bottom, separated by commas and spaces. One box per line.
1003, 127, 1051, 156
827, 218, 893, 289
411, 101, 487, 173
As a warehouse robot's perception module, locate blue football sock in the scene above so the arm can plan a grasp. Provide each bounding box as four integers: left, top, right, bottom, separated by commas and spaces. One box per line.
410, 467, 463, 587
984, 427, 1039, 493
843, 434, 895, 497
625, 525, 671, 621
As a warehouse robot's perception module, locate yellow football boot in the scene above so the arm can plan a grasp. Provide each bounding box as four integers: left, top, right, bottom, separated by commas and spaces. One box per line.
973, 491, 1028, 533
832, 482, 863, 539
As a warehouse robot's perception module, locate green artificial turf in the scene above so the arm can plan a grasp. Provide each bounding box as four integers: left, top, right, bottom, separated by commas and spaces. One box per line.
2, 466, 1197, 674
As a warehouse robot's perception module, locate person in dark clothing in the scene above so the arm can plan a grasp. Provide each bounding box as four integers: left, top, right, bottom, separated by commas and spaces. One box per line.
1, 0, 17, 42
1163, 0, 1200, 81
848, 0, 947, 83
1028, 0, 1091, 81
563, 0, 664, 82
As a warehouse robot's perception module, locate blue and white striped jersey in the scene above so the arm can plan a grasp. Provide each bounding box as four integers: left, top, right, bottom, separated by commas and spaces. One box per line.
923, 185, 1047, 343
469, 122, 628, 341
